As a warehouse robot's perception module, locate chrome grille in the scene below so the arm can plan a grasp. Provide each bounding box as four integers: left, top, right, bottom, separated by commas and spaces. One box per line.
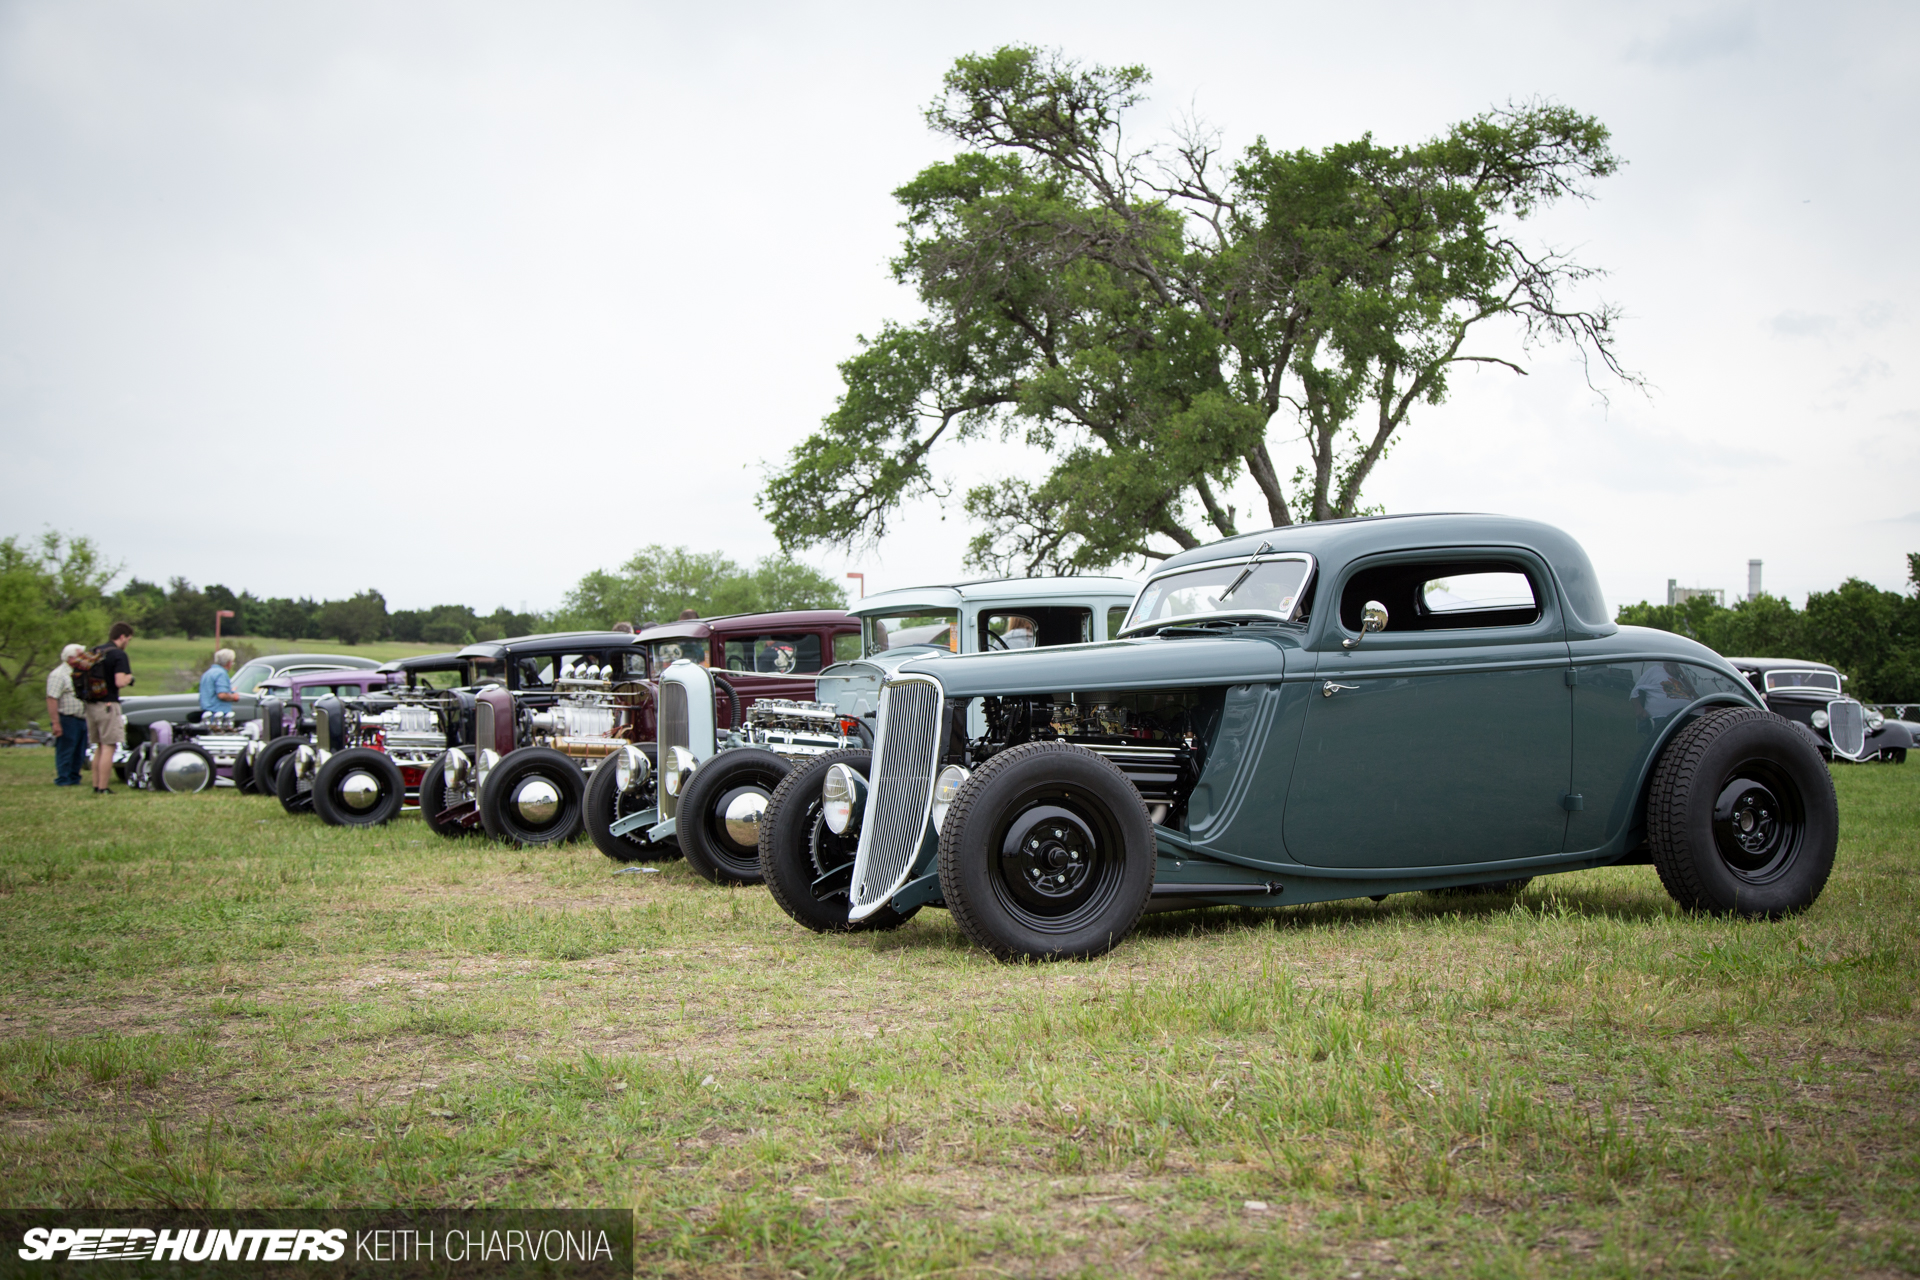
659, 680, 689, 819
1828, 699, 1867, 759
475, 701, 495, 754
849, 676, 943, 916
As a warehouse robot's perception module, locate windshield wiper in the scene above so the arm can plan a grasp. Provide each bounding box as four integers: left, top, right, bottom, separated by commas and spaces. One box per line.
1217, 540, 1273, 601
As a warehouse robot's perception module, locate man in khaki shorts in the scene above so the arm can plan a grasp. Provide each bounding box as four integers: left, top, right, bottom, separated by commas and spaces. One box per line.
86, 622, 136, 794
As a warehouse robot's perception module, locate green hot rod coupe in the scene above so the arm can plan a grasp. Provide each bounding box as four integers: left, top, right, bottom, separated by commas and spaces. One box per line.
755, 514, 1838, 960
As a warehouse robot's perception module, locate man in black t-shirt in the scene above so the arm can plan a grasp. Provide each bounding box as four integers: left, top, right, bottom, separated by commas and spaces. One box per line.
87, 622, 135, 794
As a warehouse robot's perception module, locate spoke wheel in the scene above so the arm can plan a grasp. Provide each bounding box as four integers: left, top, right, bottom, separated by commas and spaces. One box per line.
584, 746, 677, 863
759, 749, 917, 933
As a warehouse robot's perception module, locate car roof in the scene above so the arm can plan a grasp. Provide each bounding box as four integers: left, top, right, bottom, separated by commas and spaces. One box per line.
1148, 513, 1615, 639
852, 577, 1142, 618
641, 609, 857, 642
456, 631, 652, 661
375, 651, 468, 673
239, 652, 383, 672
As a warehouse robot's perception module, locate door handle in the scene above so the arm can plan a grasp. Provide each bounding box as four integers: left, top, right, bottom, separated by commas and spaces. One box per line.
1322, 681, 1359, 698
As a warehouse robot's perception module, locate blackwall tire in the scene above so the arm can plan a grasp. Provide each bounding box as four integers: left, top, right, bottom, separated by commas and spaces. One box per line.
253, 736, 304, 801
152, 742, 216, 794
1647, 707, 1838, 918
759, 748, 916, 933
939, 741, 1155, 961
675, 748, 790, 885
418, 752, 476, 839
584, 747, 677, 863
230, 745, 257, 795
274, 752, 313, 815
478, 747, 586, 847
313, 747, 406, 827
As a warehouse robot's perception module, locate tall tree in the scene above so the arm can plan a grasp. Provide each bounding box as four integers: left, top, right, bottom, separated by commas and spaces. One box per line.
554, 550, 846, 630
760, 47, 1635, 572
0, 532, 116, 725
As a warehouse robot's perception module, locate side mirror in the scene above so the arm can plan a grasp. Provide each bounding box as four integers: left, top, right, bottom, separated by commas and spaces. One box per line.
1343, 601, 1389, 649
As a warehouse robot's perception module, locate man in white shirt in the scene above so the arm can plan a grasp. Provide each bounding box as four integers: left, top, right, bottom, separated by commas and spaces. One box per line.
45, 644, 88, 787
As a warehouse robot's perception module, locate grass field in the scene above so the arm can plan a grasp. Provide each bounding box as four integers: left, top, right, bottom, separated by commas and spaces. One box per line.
116, 636, 460, 695
0, 751, 1914, 1277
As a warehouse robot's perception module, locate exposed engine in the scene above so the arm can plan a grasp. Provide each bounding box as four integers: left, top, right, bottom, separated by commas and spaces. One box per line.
973, 689, 1217, 821
737, 698, 860, 759
521, 662, 646, 768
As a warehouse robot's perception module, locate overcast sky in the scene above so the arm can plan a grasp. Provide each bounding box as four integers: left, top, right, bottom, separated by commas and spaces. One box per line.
1, 1, 1913, 616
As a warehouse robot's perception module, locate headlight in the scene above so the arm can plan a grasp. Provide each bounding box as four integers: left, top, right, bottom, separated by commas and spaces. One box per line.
663, 745, 698, 797
931, 764, 970, 833
615, 744, 651, 793
1810, 710, 1829, 730
1866, 711, 1885, 731
475, 748, 500, 793
822, 763, 867, 835
294, 744, 317, 779
442, 748, 470, 788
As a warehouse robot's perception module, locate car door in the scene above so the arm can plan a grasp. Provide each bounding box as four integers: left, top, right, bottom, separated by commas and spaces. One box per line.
1283, 552, 1573, 869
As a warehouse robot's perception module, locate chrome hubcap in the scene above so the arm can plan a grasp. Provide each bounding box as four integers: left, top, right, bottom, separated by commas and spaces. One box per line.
514, 777, 561, 825
722, 790, 768, 849
339, 771, 382, 812
161, 753, 210, 792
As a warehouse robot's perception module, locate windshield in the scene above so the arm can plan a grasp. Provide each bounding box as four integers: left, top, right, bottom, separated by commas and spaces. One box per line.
864, 610, 960, 657
1123, 556, 1312, 632
232, 662, 275, 694
1765, 670, 1841, 693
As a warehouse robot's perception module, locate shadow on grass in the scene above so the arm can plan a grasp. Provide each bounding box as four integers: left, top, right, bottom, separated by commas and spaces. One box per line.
852, 877, 1684, 961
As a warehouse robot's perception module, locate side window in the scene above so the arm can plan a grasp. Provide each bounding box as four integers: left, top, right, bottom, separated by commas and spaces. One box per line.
1107, 607, 1128, 640
979, 606, 1093, 651
1421, 572, 1536, 615
1340, 560, 1542, 634
833, 632, 862, 663
723, 633, 822, 674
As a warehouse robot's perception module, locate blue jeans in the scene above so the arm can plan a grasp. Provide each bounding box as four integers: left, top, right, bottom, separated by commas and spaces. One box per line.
54, 714, 88, 785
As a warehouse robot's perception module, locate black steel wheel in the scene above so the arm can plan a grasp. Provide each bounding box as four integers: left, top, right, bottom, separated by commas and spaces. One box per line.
1648, 707, 1837, 917
676, 748, 790, 885
584, 746, 677, 863
759, 749, 917, 933
274, 750, 314, 815
418, 751, 477, 839
478, 747, 586, 846
252, 736, 304, 801
152, 742, 216, 794
939, 741, 1155, 961
312, 747, 406, 827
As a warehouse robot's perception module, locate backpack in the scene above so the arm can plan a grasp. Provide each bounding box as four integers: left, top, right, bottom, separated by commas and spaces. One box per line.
74, 645, 114, 703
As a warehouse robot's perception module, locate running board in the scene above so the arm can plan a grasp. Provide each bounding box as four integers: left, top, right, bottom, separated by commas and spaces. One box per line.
1151, 881, 1283, 897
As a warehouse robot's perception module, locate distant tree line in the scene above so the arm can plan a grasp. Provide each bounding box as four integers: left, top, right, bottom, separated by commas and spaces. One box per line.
0, 532, 852, 724
106, 578, 543, 648
1617, 555, 1920, 702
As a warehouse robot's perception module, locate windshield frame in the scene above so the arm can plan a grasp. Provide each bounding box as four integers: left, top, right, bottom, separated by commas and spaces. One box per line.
1118, 552, 1316, 637
1763, 669, 1843, 694
862, 608, 961, 658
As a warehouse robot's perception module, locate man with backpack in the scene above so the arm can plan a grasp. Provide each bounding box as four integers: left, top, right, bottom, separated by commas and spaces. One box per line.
82, 622, 135, 794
